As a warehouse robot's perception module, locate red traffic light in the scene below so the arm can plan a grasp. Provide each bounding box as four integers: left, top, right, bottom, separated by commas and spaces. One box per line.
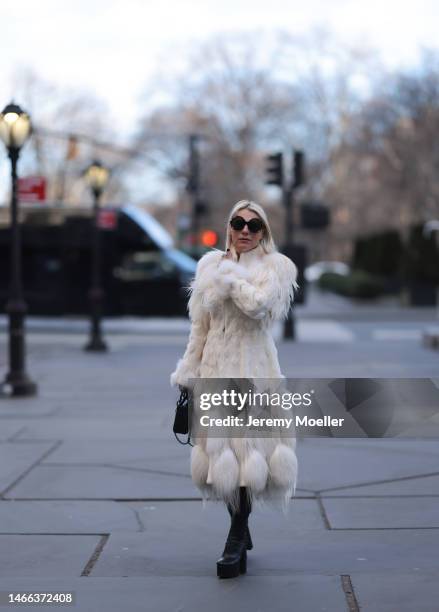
201, 229, 218, 247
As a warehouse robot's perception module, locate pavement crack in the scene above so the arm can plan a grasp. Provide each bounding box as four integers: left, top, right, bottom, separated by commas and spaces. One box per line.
340, 574, 360, 612
333, 526, 439, 530
316, 494, 332, 529
7, 427, 27, 441
81, 534, 110, 576
43, 461, 191, 479
318, 470, 439, 494
115, 500, 147, 532
0, 440, 63, 499
131, 506, 146, 532
320, 493, 439, 498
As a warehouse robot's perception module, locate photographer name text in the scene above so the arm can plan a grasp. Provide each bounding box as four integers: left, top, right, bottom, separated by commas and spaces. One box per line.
199, 415, 344, 428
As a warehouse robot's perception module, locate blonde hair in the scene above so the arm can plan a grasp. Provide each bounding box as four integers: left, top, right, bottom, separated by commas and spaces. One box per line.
225, 200, 277, 254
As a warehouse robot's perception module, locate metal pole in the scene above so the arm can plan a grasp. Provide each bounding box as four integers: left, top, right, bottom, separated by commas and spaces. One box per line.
284, 185, 293, 247
1, 149, 37, 396
283, 184, 296, 340
188, 134, 200, 252
84, 192, 107, 352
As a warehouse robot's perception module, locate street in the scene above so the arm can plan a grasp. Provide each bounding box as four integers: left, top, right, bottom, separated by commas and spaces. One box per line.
0, 293, 438, 610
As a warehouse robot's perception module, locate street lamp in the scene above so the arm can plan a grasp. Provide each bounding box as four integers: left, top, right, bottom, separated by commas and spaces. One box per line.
83, 160, 109, 352
0, 102, 37, 396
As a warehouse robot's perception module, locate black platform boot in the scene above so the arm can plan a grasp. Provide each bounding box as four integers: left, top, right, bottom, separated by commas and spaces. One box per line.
217, 487, 251, 579
227, 496, 253, 550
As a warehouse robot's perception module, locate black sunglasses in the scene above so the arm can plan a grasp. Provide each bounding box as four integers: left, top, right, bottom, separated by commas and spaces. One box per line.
230, 216, 265, 233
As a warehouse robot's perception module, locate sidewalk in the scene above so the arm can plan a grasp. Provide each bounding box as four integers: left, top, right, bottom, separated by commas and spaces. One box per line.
0, 286, 437, 338
0, 331, 438, 611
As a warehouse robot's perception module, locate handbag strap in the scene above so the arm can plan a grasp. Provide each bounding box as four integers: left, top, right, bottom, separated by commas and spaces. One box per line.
174, 431, 193, 446
175, 387, 193, 446
177, 386, 189, 407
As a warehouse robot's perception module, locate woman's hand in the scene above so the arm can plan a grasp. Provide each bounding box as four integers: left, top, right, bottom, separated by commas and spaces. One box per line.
224, 249, 233, 260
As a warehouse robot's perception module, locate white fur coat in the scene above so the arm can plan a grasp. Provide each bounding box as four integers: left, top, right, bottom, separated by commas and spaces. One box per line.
170, 243, 300, 512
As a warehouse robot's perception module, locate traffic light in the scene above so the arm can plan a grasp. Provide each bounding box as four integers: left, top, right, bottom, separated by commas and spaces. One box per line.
293, 150, 305, 188
300, 201, 330, 229
265, 152, 283, 187
194, 199, 208, 217
201, 229, 218, 247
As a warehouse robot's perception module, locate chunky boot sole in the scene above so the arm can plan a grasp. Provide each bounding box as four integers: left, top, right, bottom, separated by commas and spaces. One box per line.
217, 550, 247, 579
240, 549, 247, 574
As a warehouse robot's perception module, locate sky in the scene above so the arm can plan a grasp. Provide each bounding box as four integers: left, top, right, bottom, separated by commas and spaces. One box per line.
2, 0, 439, 135
1, 0, 439, 203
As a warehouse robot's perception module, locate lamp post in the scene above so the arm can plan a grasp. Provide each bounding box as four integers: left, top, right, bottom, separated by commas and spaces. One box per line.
187, 134, 200, 254
0, 102, 37, 396
83, 160, 109, 352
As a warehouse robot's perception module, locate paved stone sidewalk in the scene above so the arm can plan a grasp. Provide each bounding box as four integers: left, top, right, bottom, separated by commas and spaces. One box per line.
0, 331, 438, 611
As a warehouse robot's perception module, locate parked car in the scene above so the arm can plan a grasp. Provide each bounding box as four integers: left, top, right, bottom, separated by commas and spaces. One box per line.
305, 261, 350, 283
112, 247, 197, 316
0, 204, 197, 317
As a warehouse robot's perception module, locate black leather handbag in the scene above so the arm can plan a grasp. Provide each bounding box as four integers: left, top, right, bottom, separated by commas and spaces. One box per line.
173, 386, 193, 446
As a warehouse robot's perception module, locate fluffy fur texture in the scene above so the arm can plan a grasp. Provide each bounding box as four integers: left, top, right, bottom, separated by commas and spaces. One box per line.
190, 444, 210, 490
241, 449, 269, 493
269, 443, 299, 494
170, 243, 300, 513
209, 447, 240, 497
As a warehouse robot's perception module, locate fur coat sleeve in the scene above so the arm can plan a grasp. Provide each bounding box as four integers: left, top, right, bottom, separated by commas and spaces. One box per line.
212, 253, 299, 320
169, 252, 216, 388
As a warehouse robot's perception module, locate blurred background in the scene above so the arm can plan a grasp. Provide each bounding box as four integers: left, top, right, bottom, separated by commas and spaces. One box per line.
1, 0, 439, 318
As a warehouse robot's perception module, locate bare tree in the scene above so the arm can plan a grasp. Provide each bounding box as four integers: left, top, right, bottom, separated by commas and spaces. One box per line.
9, 67, 129, 205
326, 47, 439, 252
134, 30, 383, 256
134, 32, 303, 245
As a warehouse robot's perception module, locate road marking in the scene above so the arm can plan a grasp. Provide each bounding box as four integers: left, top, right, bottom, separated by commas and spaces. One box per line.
373, 329, 422, 341
273, 320, 354, 342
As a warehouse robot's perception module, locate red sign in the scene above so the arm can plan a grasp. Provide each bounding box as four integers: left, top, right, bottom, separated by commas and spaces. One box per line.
18, 176, 46, 203
98, 210, 118, 230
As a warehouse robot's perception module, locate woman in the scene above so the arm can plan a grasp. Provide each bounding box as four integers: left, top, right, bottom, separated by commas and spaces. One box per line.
170, 199, 299, 578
